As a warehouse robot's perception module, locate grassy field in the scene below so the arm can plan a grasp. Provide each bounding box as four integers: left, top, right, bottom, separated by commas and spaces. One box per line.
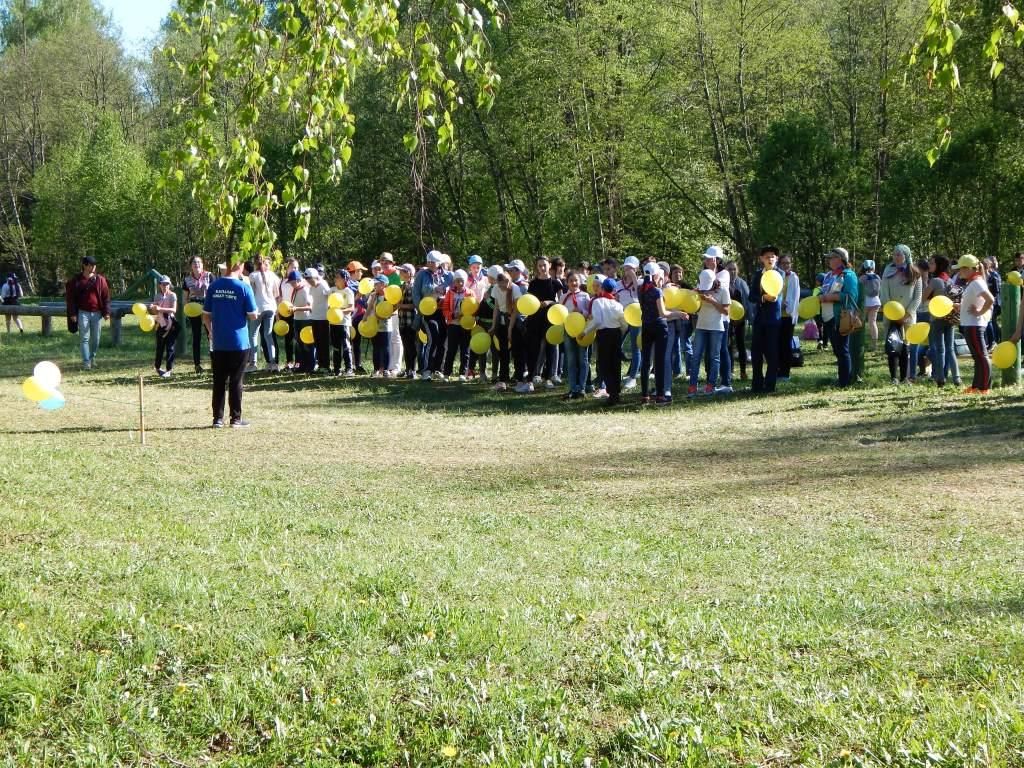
1, 318, 1023, 767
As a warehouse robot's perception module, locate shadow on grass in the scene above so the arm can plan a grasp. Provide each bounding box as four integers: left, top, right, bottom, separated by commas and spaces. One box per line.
5, 425, 210, 435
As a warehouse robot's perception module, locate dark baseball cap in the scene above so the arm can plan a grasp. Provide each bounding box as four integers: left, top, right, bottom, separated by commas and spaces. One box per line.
82, 255, 97, 265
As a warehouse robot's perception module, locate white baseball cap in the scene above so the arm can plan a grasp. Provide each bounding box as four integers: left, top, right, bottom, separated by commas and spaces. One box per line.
623, 256, 640, 269
426, 250, 443, 264
642, 262, 661, 277
703, 245, 725, 261
504, 259, 527, 272
486, 265, 503, 280
698, 269, 716, 291
453, 269, 468, 282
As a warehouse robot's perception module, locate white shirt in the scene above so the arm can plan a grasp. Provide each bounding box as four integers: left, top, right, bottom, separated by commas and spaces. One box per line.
615, 280, 639, 307
583, 296, 626, 335
696, 286, 729, 332
959, 277, 992, 327
291, 285, 311, 320
781, 271, 800, 321
309, 281, 331, 321
491, 283, 524, 314
280, 281, 300, 304
250, 269, 281, 313
561, 290, 591, 316
715, 268, 731, 296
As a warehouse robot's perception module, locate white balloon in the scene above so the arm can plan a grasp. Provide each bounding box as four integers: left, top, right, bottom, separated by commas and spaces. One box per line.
33, 361, 62, 389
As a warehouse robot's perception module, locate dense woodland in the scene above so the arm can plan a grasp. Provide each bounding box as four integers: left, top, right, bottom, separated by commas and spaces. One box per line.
2, 0, 1023, 295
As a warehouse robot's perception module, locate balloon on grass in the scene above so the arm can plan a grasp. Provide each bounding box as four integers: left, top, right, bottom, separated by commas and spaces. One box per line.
906, 322, 930, 345
183, 302, 203, 318
564, 312, 586, 338
299, 325, 315, 344
929, 296, 953, 319
33, 361, 61, 390
545, 325, 565, 345
419, 297, 438, 316
273, 320, 290, 336
883, 301, 905, 322
992, 341, 1018, 369
22, 376, 54, 402
624, 303, 642, 328
38, 393, 65, 411
470, 332, 491, 355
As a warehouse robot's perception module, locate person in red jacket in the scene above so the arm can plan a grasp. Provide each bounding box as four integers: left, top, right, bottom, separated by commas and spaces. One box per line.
65, 255, 111, 370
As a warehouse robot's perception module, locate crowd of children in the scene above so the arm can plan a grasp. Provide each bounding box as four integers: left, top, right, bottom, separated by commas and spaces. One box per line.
156, 245, 1023, 404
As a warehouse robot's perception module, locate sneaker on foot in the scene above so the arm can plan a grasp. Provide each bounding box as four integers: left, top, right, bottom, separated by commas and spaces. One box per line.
654, 395, 671, 406
623, 377, 637, 390
160, 370, 172, 379
421, 370, 432, 381
229, 419, 250, 428
494, 381, 508, 392
703, 385, 714, 395
194, 364, 204, 374
640, 395, 651, 405
515, 381, 534, 394
714, 385, 733, 394
552, 375, 563, 385
544, 379, 554, 390
891, 378, 899, 386
211, 418, 224, 429
458, 375, 468, 382
687, 385, 697, 398
532, 375, 542, 385
593, 388, 608, 399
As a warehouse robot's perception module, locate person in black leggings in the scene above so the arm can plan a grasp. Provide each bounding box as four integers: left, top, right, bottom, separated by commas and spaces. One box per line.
525, 257, 559, 388
183, 257, 213, 373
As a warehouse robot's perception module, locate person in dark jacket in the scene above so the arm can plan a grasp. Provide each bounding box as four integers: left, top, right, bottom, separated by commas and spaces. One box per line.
65, 256, 111, 370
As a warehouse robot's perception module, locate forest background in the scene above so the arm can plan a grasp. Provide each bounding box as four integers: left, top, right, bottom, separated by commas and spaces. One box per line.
2, 0, 1022, 295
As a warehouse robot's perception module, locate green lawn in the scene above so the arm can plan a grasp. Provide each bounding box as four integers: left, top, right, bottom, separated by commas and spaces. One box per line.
1, 318, 1023, 767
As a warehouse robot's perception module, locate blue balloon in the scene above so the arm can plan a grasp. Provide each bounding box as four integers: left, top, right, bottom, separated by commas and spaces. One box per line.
39, 395, 65, 411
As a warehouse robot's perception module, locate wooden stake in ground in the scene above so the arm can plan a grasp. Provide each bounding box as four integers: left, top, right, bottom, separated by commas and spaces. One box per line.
138, 373, 146, 446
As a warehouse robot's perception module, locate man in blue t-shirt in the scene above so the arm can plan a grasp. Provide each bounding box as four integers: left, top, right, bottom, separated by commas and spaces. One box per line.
203, 261, 258, 428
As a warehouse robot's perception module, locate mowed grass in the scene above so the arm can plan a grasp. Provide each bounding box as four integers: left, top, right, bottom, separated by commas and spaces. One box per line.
1, 317, 1024, 767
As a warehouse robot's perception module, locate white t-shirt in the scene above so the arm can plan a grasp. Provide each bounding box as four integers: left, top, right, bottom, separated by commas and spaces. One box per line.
561, 290, 591, 316
615, 280, 639, 307
250, 270, 281, 313
291, 285, 311, 320
491, 283, 524, 314
280, 281, 300, 305
309, 281, 331, 321
696, 286, 730, 332
959, 277, 992, 327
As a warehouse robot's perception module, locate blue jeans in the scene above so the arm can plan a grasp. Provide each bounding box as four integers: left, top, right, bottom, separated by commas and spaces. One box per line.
78, 310, 102, 365
928, 321, 960, 383
564, 337, 589, 394
690, 329, 722, 389
666, 319, 684, 377
622, 325, 640, 378
717, 320, 732, 386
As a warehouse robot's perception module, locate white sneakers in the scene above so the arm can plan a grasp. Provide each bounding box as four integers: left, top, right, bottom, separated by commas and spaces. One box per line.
515, 381, 535, 394
544, 379, 554, 389
623, 377, 637, 390
494, 381, 508, 391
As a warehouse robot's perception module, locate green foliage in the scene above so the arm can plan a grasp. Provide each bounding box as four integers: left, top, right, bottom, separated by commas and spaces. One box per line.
750, 116, 854, 276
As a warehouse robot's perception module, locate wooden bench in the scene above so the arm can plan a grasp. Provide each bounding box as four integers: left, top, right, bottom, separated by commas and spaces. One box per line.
0, 301, 142, 345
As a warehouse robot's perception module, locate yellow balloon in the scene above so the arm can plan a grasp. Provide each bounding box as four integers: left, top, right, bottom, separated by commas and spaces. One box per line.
277, 301, 293, 318
577, 331, 597, 347
929, 295, 953, 319
139, 315, 156, 333
22, 376, 54, 402
375, 300, 394, 319
492, 335, 502, 350
624, 302, 642, 328
384, 284, 403, 305
906, 321, 930, 345
680, 290, 701, 314
1008, 270, 1023, 288
327, 307, 345, 325
299, 325, 315, 344
760, 270, 783, 299
663, 285, 682, 310
132, 302, 148, 318
417, 329, 428, 344
273, 319, 289, 336
992, 341, 1018, 369
461, 296, 479, 316
358, 317, 378, 338
349, 326, 355, 340
459, 314, 477, 330
564, 311, 586, 338
358, 277, 374, 296
183, 302, 203, 318
419, 297, 438, 316
547, 304, 569, 325
470, 331, 491, 355
798, 295, 820, 320
327, 292, 344, 309
729, 300, 745, 322
883, 300, 905, 322
546, 325, 565, 345
516, 293, 540, 317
